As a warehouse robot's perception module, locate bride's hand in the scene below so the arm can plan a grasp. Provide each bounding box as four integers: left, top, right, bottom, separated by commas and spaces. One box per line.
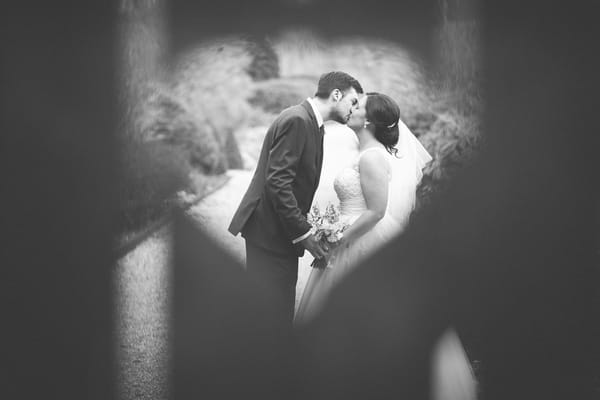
301, 234, 328, 260
334, 235, 350, 250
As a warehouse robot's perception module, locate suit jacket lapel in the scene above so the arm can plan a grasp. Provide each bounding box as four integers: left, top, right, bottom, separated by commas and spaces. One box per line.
300, 100, 319, 130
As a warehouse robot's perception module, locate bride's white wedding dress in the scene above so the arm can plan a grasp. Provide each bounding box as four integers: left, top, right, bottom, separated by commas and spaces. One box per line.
296, 117, 431, 323
295, 120, 477, 400
295, 146, 402, 323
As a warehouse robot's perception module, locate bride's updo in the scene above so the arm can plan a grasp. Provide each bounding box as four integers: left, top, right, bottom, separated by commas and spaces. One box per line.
365, 92, 400, 156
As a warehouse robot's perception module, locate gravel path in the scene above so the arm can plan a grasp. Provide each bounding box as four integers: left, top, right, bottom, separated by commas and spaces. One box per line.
114, 226, 172, 400
113, 169, 316, 400
185, 169, 249, 264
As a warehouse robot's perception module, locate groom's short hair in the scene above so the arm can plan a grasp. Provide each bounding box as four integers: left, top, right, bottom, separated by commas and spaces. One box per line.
315, 71, 363, 99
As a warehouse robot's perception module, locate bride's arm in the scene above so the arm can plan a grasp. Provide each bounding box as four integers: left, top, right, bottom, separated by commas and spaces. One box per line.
339, 151, 390, 246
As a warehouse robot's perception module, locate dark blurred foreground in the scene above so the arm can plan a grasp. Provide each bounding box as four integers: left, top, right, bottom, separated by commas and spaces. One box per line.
2, 1, 598, 399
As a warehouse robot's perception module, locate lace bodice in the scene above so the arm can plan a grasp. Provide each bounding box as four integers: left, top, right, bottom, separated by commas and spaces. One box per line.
334, 163, 366, 218
333, 148, 390, 219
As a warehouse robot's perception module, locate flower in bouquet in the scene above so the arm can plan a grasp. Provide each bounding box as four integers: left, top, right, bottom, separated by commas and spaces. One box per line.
307, 203, 349, 269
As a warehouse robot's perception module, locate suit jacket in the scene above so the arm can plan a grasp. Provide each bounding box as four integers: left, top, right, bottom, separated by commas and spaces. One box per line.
228, 100, 324, 257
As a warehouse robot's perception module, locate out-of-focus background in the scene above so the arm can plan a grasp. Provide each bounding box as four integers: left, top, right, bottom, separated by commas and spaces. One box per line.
115, 0, 481, 244
114, 0, 483, 399
4, 1, 596, 399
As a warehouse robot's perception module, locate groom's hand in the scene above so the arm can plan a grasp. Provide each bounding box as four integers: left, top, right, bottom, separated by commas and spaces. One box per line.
301, 234, 328, 260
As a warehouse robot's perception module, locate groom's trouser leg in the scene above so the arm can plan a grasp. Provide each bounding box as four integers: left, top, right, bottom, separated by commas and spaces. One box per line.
245, 242, 298, 329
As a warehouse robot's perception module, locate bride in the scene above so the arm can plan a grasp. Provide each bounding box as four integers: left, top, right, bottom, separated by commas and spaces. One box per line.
295, 92, 431, 323
295, 92, 477, 400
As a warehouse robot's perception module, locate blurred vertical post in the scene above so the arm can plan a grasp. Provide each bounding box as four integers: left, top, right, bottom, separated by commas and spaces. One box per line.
118, 0, 168, 140
1, 1, 117, 399
172, 213, 296, 400
476, 1, 598, 397
435, 0, 481, 110
115, 0, 195, 235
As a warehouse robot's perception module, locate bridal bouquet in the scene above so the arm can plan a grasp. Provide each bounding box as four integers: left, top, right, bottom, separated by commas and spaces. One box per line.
307, 203, 349, 269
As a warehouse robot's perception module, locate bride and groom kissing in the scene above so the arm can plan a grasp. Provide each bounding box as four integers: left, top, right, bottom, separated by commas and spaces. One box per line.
228, 71, 432, 329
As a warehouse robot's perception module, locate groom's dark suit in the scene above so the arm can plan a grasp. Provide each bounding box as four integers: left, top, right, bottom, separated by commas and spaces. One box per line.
229, 100, 324, 326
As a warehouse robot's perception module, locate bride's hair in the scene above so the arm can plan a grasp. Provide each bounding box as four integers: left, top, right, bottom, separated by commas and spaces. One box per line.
365, 92, 400, 157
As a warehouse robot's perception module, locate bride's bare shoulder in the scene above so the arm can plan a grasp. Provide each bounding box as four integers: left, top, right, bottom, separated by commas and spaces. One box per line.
358, 148, 390, 177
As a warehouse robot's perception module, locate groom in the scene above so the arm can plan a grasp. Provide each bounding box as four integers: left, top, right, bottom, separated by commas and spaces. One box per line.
229, 71, 363, 328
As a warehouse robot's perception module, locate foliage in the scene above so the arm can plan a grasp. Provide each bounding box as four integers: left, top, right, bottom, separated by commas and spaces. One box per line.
116, 19, 483, 234
245, 36, 280, 81
414, 15, 483, 208
170, 37, 256, 168
139, 87, 227, 174
267, 28, 483, 209
271, 28, 430, 122
415, 100, 482, 210
116, 30, 265, 234
116, 137, 191, 233
248, 78, 314, 114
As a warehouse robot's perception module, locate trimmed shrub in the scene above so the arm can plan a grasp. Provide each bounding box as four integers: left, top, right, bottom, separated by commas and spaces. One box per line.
414, 99, 482, 211
140, 89, 227, 174
245, 37, 280, 81
170, 38, 255, 169
248, 78, 314, 114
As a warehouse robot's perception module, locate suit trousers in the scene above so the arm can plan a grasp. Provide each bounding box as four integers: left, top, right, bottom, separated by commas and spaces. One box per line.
245, 241, 299, 330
